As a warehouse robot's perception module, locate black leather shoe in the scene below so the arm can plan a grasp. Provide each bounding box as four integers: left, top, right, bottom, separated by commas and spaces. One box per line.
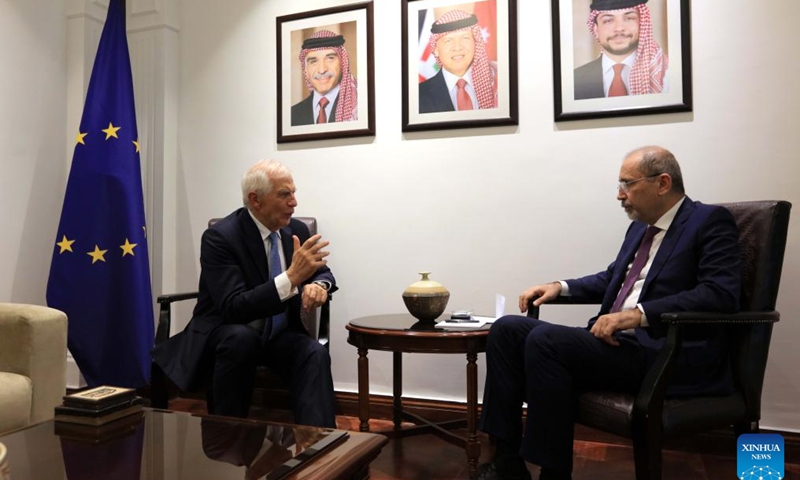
476, 460, 531, 480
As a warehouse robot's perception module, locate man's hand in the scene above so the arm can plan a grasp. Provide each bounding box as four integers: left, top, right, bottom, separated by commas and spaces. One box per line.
286, 234, 330, 287
519, 282, 562, 313
301, 282, 328, 311
589, 309, 642, 346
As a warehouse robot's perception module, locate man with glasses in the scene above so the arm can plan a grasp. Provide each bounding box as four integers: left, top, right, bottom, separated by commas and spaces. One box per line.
477, 146, 741, 480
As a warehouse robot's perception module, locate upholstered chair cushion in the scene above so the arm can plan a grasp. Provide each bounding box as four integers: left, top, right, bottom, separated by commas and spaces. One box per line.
0, 303, 68, 433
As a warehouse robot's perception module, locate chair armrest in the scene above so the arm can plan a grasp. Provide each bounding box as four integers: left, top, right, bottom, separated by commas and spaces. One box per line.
630, 310, 780, 439
155, 292, 199, 344
661, 310, 780, 325
0, 304, 68, 424
157, 292, 200, 304
155, 291, 332, 347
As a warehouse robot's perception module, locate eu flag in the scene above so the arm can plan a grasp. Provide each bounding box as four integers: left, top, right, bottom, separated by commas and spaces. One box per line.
47, 0, 154, 388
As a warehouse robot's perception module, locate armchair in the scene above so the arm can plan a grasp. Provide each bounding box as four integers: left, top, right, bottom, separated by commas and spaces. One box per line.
149, 217, 331, 411
527, 200, 791, 480
0, 303, 67, 434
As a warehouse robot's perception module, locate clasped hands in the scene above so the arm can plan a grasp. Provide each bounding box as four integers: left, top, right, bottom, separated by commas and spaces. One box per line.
285, 234, 330, 310
519, 282, 642, 346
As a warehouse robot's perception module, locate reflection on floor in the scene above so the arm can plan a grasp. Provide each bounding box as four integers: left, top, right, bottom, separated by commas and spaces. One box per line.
167, 397, 800, 480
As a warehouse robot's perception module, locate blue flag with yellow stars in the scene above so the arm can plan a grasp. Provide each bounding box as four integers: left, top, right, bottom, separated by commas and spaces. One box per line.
47, 0, 154, 388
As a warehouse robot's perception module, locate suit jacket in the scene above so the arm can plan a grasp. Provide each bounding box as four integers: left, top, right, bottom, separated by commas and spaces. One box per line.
565, 198, 741, 395
573, 57, 605, 100
290, 93, 340, 126
419, 70, 455, 113
152, 208, 337, 391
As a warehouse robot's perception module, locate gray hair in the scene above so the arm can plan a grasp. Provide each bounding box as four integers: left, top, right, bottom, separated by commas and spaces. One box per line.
241, 159, 292, 206
631, 146, 685, 195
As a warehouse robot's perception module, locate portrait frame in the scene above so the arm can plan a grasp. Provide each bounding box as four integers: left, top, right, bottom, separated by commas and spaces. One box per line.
277, 2, 375, 143
552, 0, 692, 122
401, 0, 518, 132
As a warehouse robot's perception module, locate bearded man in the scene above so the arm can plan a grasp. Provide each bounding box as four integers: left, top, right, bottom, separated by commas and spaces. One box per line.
574, 0, 668, 100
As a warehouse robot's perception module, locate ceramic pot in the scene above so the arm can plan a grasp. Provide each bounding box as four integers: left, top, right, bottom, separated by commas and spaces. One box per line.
402, 271, 450, 323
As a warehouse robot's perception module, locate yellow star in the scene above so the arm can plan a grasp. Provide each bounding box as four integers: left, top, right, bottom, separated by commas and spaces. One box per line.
87, 245, 108, 264
120, 238, 137, 257
56, 235, 75, 254
133, 139, 140, 153
76, 132, 88, 145
102, 122, 121, 140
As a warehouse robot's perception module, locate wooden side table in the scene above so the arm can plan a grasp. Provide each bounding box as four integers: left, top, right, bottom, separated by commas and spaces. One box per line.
346, 314, 489, 479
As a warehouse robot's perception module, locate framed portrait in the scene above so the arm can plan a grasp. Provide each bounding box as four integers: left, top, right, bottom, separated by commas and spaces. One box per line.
402, 0, 518, 132
277, 2, 375, 143
552, 0, 691, 121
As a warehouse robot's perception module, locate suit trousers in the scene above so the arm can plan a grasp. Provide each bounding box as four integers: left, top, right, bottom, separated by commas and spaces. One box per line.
206, 323, 336, 428
479, 315, 647, 476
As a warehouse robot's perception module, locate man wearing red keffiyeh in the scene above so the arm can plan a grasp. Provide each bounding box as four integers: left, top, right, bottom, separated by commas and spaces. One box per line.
291, 30, 358, 126
574, 0, 669, 100
419, 9, 498, 113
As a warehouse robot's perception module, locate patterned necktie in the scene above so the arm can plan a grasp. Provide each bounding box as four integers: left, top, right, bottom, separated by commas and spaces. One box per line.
316, 97, 329, 124
610, 226, 660, 313
608, 64, 628, 97
456, 79, 473, 110
267, 231, 287, 340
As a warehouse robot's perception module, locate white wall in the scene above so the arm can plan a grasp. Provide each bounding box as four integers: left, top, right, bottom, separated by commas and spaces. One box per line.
4, 0, 796, 433
0, 0, 67, 303
171, 0, 800, 430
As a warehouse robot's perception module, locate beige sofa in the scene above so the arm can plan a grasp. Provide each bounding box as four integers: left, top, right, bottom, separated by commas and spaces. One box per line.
0, 303, 67, 434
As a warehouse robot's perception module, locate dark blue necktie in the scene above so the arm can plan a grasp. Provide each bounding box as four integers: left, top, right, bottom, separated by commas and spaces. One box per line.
267, 231, 287, 340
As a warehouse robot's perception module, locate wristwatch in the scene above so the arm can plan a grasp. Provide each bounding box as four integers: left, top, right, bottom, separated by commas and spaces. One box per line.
312, 280, 331, 291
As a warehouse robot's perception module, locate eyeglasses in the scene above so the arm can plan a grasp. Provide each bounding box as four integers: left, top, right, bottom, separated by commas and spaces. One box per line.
617, 174, 660, 193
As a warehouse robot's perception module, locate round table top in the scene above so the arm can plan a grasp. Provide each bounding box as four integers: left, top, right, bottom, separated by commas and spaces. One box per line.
347, 313, 491, 334
346, 314, 489, 353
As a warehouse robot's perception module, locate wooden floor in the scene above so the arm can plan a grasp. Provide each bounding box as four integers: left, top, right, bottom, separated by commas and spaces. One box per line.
167, 397, 800, 480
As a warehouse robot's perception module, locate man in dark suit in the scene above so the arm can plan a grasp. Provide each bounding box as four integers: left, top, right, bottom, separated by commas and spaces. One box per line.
573, 0, 668, 100
477, 146, 741, 480
152, 159, 337, 427
291, 30, 358, 126
419, 10, 498, 113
